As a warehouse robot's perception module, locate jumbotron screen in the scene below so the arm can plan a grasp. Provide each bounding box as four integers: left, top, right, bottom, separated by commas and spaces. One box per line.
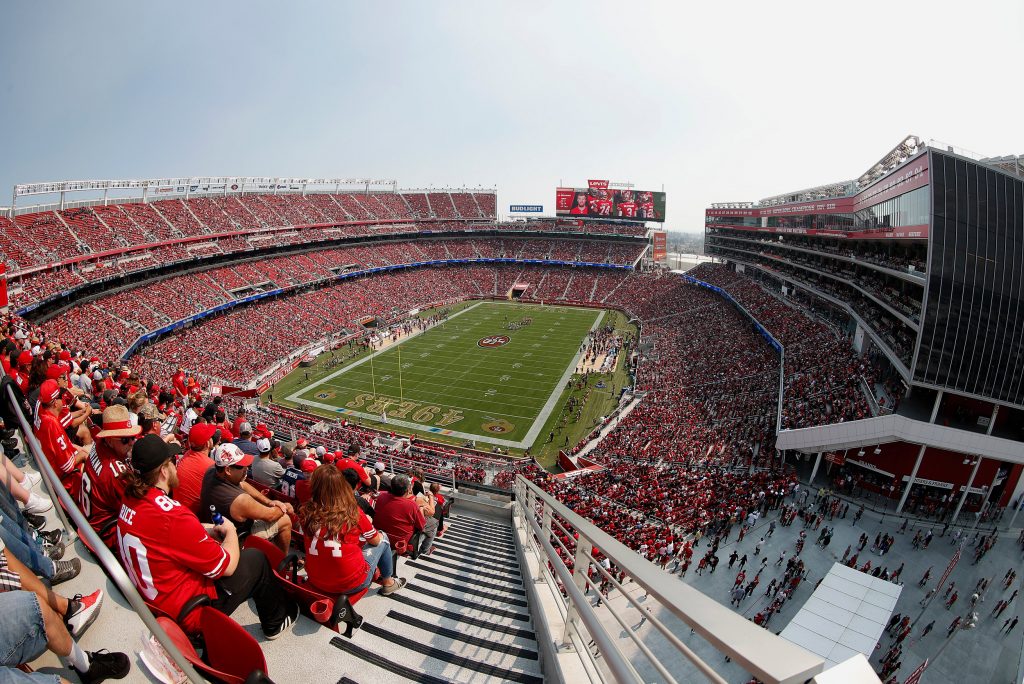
555, 187, 666, 222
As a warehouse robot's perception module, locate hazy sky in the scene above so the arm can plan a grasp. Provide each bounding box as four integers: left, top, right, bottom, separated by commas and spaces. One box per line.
2, 1, 1021, 231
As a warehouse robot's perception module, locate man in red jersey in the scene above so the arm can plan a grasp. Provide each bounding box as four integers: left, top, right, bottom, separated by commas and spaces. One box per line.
596, 189, 613, 216
12, 350, 32, 394
616, 190, 638, 218
374, 474, 425, 552
81, 405, 140, 550
171, 367, 188, 403
34, 380, 88, 499
173, 422, 218, 516
639, 191, 657, 219
116, 434, 297, 637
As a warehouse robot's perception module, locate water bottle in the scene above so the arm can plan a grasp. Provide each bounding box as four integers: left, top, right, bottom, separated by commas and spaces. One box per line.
210, 505, 224, 526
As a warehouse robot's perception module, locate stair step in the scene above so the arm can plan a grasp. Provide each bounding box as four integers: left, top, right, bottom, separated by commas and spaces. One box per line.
406, 584, 531, 621
330, 637, 455, 684
439, 529, 515, 551
387, 594, 536, 639
449, 516, 512, 534
407, 561, 526, 595
429, 546, 519, 571
412, 577, 529, 607
436, 538, 518, 562
386, 610, 538, 660
419, 554, 524, 582
352, 625, 543, 684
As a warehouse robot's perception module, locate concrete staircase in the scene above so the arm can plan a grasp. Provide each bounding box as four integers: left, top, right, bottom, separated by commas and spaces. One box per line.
253, 513, 544, 683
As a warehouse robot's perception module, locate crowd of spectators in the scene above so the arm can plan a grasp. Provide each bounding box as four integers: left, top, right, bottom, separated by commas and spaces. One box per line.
6, 230, 645, 309
0, 246, 908, 681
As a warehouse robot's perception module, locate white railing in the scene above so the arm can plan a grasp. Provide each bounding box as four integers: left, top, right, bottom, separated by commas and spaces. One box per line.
512, 475, 824, 684
0, 371, 205, 682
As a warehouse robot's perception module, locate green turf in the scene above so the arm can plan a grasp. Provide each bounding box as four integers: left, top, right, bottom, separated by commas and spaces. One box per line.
285, 301, 603, 448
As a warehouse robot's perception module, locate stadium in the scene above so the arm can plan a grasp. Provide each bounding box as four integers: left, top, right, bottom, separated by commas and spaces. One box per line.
2, 134, 1023, 684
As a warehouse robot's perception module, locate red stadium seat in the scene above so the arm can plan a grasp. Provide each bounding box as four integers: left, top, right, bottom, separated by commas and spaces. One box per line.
243, 535, 370, 637
156, 610, 269, 684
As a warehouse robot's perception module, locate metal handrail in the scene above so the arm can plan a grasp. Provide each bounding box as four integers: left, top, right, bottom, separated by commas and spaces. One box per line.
1, 378, 205, 682
514, 475, 825, 684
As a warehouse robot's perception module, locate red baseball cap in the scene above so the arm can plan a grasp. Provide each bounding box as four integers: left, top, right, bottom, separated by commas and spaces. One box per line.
220, 428, 234, 443
39, 380, 61, 404
301, 459, 318, 473
46, 363, 70, 380
17, 350, 32, 367
188, 423, 220, 448
58, 350, 71, 362
254, 423, 273, 438
296, 437, 308, 447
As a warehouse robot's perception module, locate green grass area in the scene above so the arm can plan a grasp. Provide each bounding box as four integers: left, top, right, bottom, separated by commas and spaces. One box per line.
269, 301, 637, 459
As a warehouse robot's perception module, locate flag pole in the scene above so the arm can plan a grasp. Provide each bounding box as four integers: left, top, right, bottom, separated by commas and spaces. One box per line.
398, 340, 404, 405
369, 336, 377, 399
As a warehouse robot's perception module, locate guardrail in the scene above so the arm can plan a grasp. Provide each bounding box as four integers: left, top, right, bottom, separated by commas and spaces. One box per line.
0, 373, 205, 682
512, 475, 824, 684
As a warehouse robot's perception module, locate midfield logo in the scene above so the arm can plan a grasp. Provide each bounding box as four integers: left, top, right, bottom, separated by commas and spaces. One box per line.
478, 335, 511, 348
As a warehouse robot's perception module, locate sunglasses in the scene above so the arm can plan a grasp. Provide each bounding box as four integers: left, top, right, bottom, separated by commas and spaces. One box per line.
119, 437, 137, 445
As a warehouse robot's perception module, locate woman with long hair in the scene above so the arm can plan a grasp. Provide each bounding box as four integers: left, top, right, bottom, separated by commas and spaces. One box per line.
299, 465, 405, 596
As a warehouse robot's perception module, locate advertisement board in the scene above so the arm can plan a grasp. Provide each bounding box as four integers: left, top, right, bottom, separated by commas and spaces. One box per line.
556, 187, 666, 222
588, 179, 610, 190
652, 231, 667, 262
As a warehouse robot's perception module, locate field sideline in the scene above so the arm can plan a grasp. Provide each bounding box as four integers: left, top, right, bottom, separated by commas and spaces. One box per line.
285, 301, 603, 448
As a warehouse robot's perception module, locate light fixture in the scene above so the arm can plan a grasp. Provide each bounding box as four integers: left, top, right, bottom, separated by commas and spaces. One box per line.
857, 449, 866, 457
873, 447, 882, 455
963, 458, 970, 465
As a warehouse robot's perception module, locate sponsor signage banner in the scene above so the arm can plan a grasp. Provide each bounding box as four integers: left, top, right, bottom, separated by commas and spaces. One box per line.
652, 231, 667, 261
588, 179, 609, 190
509, 204, 543, 213
825, 452, 846, 465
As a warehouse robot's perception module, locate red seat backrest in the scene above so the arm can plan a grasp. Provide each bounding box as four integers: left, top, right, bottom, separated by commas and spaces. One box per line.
156, 615, 245, 684
200, 606, 269, 682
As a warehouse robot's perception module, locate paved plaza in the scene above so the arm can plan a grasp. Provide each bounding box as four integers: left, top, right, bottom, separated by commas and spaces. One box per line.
594, 488, 1023, 683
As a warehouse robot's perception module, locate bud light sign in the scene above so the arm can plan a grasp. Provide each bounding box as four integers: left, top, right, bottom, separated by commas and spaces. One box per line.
510, 205, 543, 213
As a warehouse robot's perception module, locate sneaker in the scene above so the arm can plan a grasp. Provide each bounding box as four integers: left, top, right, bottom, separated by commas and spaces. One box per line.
45, 540, 66, 561
263, 601, 299, 640
380, 577, 408, 596
39, 528, 65, 546
23, 492, 53, 515
23, 511, 46, 530
51, 558, 81, 585
20, 471, 41, 489
73, 649, 130, 683
66, 590, 104, 638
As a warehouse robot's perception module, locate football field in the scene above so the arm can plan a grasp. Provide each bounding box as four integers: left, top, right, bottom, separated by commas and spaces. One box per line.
286, 301, 603, 448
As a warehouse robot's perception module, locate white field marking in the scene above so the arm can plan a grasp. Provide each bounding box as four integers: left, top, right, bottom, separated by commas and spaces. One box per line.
286, 300, 488, 401
288, 301, 603, 447
300, 383, 537, 420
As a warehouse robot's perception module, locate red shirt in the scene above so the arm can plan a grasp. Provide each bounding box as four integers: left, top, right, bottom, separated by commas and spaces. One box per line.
34, 410, 81, 500
81, 441, 128, 549
172, 372, 187, 399
303, 513, 377, 594
116, 487, 229, 634
373, 492, 425, 547
174, 450, 212, 516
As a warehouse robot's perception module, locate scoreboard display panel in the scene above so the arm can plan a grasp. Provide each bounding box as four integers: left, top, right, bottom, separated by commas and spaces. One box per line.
556, 187, 666, 222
